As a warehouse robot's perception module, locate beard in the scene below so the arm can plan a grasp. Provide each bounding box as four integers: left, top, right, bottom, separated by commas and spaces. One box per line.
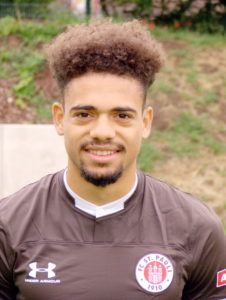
80, 163, 123, 187
76, 140, 125, 187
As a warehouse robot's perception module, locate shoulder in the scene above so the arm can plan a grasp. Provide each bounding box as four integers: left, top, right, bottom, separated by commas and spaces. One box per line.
141, 171, 225, 247
142, 171, 212, 214
1, 170, 62, 206
0, 170, 64, 234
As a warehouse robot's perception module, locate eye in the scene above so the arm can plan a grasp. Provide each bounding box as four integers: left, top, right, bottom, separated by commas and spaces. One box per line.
75, 112, 90, 118
118, 113, 130, 119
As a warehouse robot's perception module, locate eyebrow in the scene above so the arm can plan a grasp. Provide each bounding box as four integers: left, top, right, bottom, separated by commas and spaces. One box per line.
70, 105, 95, 112
70, 105, 137, 113
112, 107, 137, 113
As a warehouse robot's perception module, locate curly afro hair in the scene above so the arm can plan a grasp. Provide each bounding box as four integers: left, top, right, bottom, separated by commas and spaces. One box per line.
46, 20, 165, 96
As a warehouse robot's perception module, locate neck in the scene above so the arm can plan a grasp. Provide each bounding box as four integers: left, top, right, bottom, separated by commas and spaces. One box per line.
66, 164, 137, 205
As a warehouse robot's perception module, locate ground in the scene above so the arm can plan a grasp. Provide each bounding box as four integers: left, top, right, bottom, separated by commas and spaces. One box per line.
0, 26, 225, 224
152, 154, 226, 223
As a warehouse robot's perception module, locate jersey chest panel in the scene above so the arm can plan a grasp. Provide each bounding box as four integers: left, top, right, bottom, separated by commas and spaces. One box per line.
15, 242, 187, 300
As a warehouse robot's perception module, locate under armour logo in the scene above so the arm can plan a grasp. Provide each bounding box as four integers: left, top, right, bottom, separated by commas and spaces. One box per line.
29, 262, 56, 279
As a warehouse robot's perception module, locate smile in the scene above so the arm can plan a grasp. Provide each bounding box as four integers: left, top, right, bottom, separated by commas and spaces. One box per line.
88, 150, 117, 156
84, 149, 120, 163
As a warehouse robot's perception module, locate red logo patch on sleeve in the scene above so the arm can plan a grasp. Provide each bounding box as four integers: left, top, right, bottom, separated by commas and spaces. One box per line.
217, 269, 226, 287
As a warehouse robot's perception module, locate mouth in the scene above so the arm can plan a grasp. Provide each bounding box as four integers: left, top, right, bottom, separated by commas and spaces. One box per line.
83, 146, 122, 163
87, 150, 118, 156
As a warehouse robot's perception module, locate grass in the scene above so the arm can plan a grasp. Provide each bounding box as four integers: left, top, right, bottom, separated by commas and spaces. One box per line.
0, 16, 62, 117
186, 69, 198, 84
138, 142, 162, 172
0, 16, 18, 36
10, 49, 46, 110
0, 16, 60, 46
170, 48, 190, 58
151, 81, 176, 94
151, 26, 225, 48
180, 57, 194, 68
145, 112, 226, 161
195, 89, 219, 108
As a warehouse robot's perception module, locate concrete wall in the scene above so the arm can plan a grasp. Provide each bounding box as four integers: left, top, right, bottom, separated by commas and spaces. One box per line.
0, 124, 67, 198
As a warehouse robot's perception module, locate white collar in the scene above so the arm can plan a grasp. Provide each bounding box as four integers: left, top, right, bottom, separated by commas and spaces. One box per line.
63, 169, 138, 218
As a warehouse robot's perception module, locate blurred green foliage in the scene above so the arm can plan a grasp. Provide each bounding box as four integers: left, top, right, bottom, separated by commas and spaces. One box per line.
106, 0, 226, 33
0, 0, 54, 19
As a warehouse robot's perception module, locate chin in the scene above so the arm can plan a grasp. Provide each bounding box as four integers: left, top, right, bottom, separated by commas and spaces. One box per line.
80, 166, 123, 187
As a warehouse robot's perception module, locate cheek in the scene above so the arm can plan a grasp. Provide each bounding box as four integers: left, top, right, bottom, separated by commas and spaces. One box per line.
63, 129, 77, 150
63, 126, 88, 152
126, 129, 143, 151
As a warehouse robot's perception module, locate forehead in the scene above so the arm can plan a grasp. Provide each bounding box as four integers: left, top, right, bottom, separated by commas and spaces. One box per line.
64, 72, 144, 110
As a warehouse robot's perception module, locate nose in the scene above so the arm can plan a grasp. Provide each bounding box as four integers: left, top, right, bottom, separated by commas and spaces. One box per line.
90, 115, 115, 141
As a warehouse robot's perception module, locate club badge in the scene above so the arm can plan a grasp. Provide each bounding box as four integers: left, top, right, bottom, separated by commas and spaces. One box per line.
136, 253, 174, 293
217, 269, 226, 287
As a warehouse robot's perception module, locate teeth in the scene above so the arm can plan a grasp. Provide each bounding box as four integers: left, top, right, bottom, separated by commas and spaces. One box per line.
89, 150, 115, 156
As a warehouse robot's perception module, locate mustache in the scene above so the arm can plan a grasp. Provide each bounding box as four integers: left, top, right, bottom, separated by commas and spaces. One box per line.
80, 141, 125, 151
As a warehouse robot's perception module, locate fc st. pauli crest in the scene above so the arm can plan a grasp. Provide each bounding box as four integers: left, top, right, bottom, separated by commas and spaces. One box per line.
136, 253, 174, 293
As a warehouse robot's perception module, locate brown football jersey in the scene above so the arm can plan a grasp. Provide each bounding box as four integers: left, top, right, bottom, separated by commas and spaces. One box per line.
0, 170, 226, 299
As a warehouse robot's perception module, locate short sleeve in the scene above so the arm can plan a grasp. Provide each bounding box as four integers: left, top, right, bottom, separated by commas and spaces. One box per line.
0, 220, 17, 300
182, 210, 226, 300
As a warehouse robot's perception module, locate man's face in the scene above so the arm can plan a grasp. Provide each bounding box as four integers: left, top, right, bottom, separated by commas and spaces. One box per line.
53, 73, 152, 187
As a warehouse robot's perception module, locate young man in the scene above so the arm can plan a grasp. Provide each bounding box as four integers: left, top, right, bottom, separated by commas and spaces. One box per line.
0, 20, 225, 300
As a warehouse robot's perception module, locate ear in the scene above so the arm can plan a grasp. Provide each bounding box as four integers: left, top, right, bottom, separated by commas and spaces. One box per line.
142, 106, 153, 139
52, 102, 64, 136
